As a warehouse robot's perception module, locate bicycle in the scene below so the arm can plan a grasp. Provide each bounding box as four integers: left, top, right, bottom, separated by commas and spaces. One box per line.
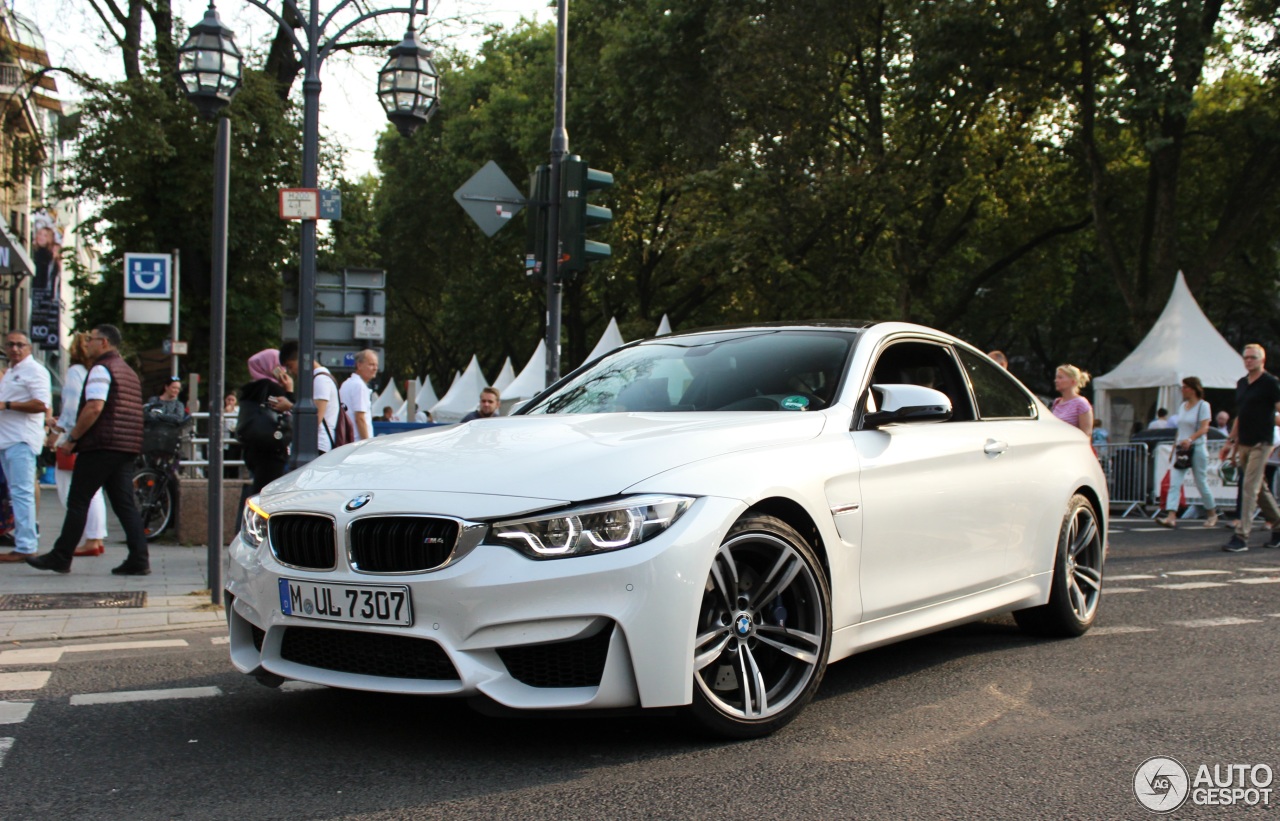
133, 420, 191, 540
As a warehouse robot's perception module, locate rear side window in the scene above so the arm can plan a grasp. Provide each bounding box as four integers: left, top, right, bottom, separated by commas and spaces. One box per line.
956, 348, 1037, 419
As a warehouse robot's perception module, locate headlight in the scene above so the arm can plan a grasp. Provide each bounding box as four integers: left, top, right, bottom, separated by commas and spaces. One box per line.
487, 495, 693, 559
242, 495, 269, 548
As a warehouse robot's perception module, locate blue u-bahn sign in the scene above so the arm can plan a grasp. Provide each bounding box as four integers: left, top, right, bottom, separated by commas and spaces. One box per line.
123, 253, 172, 299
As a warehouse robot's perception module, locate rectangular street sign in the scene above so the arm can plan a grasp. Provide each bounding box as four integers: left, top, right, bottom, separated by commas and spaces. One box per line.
320, 189, 342, 221
123, 252, 172, 299
280, 188, 320, 220
124, 299, 171, 324
354, 315, 385, 340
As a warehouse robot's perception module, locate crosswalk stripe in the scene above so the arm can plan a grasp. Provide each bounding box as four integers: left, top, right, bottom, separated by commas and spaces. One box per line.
1168, 617, 1262, 628
1231, 577, 1280, 585
1088, 626, 1156, 636
0, 672, 51, 692
0, 738, 12, 768
71, 686, 222, 706
211, 637, 229, 646
1130, 527, 1170, 532
0, 639, 189, 666
1108, 574, 1157, 581
0, 702, 34, 725
279, 681, 325, 692
1154, 582, 1231, 590
1103, 587, 1147, 594
1165, 570, 1232, 576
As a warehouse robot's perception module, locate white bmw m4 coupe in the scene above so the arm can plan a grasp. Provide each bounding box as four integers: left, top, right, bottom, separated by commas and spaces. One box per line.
226, 322, 1107, 737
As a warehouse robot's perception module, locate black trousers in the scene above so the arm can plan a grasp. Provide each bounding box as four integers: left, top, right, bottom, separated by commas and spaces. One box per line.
52, 450, 149, 567
238, 449, 290, 519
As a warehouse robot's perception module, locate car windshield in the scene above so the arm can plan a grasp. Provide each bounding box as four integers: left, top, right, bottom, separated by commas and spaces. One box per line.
522, 329, 858, 415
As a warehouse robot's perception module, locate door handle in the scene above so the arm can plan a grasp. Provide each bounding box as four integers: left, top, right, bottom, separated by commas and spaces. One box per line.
983, 439, 1008, 456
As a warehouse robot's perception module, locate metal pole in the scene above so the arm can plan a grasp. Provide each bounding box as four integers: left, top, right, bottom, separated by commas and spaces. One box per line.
170, 248, 181, 377
544, 0, 569, 385
208, 116, 231, 607
292, 6, 322, 469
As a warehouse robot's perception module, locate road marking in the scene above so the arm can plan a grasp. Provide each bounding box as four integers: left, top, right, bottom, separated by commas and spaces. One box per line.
0, 702, 34, 724
1168, 617, 1262, 628
1088, 626, 1156, 636
280, 682, 326, 692
71, 686, 222, 706
1240, 567, 1280, 573
211, 637, 229, 646
1103, 587, 1147, 594
1107, 574, 1157, 581
1154, 582, 1231, 590
1130, 527, 1170, 532
1231, 577, 1280, 585
1166, 570, 1232, 576
0, 738, 12, 768
0, 639, 189, 666
0, 672, 51, 691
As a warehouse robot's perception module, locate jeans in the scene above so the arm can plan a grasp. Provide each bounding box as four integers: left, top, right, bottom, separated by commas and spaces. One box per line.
50, 450, 149, 567
0, 443, 38, 553
1165, 442, 1217, 515
1236, 443, 1280, 540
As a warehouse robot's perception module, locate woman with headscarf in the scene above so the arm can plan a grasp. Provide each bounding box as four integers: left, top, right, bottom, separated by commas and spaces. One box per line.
237, 347, 295, 513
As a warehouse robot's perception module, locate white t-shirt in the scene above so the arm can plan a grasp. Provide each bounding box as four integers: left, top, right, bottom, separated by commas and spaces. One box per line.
314, 366, 341, 452
83, 363, 113, 402
339, 373, 373, 441
58, 363, 89, 431
0, 355, 53, 452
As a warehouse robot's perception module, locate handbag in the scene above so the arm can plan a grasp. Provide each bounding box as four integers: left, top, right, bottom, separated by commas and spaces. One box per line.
55, 449, 76, 471
1173, 443, 1192, 470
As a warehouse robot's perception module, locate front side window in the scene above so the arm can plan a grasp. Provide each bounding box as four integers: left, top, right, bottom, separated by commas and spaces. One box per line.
866, 339, 976, 422
521, 330, 857, 415
956, 347, 1037, 419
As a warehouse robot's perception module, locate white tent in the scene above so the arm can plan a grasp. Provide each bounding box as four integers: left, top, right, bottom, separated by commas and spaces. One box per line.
493, 357, 516, 393
655, 314, 672, 336
392, 378, 420, 422
371, 381, 404, 419
430, 356, 490, 423
500, 339, 547, 415
1093, 271, 1242, 442
584, 316, 625, 365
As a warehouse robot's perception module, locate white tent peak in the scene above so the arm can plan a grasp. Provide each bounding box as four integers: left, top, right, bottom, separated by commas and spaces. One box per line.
655, 314, 672, 336
430, 356, 490, 423
371, 381, 403, 417
585, 316, 625, 364
493, 357, 516, 392
501, 339, 547, 413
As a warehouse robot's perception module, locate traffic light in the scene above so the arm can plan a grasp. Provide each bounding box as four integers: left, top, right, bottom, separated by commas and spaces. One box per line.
559, 156, 613, 274
525, 164, 550, 279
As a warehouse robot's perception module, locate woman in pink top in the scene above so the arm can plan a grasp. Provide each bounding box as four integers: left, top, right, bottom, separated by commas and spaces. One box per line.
1051, 364, 1094, 435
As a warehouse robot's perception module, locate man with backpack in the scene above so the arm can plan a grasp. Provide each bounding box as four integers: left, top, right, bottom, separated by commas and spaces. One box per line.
313, 358, 352, 453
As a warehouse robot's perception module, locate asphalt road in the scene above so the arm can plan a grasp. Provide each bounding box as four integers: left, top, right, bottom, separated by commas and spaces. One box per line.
2, 520, 1277, 820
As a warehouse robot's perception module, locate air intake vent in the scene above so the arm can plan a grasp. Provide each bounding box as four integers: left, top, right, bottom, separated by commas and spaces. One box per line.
279, 627, 459, 680
497, 624, 614, 688
269, 515, 336, 570
350, 517, 460, 572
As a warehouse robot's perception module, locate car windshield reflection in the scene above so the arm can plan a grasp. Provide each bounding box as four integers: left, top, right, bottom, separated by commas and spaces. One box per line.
522, 330, 858, 415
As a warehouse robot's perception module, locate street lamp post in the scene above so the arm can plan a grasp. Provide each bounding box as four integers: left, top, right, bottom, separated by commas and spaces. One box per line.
179, 0, 435, 603
178, 1, 243, 606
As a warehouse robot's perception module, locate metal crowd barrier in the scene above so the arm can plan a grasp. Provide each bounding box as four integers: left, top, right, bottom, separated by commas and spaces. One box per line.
1095, 442, 1150, 518
177, 411, 245, 478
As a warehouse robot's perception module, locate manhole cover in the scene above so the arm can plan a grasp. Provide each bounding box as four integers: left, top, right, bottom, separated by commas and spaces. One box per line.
0, 592, 147, 611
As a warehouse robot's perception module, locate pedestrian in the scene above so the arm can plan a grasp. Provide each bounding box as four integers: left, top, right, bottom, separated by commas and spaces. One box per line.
1091, 419, 1109, 449
27, 324, 152, 575
1221, 343, 1280, 552
1213, 410, 1231, 436
311, 355, 343, 454
460, 387, 501, 422
144, 376, 189, 425
1148, 408, 1175, 429
1157, 377, 1220, 529
0, 331, 52, 563
988, 350, 1009, 369
1051, 364, 1093, 435
45, 331, 107, 556
339, 349, 378, 440
236, 344, 296, 513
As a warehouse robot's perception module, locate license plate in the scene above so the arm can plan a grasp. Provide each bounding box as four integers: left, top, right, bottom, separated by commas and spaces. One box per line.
278, 578, 413, 627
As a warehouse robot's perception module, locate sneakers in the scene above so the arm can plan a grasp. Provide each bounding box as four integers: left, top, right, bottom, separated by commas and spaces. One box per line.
1222, 535, 1249, 553
1266, 532, 1280, 549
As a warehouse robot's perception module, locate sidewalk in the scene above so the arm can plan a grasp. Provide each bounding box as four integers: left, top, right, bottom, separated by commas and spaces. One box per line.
0, 486, 224, 642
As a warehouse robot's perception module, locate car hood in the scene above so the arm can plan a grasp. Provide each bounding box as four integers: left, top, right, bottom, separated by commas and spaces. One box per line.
274, 413, 827, 502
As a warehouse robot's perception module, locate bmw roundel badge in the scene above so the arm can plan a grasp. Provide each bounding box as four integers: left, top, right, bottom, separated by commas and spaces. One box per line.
345, 493, 373, 511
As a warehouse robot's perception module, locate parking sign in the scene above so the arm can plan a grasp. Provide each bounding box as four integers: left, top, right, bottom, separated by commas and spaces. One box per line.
123, 253, 172, 299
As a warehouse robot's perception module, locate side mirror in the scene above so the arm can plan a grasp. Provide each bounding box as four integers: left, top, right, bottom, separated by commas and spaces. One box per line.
863, 384, 953, 428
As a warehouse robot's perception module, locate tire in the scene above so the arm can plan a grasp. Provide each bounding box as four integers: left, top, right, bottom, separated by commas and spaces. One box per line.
1014, 493, 1104, 637
133, 469, 174, 540
688, 514, 832, 739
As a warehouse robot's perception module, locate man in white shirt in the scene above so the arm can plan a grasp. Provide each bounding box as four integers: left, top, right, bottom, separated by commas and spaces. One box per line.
340, 349, 378, 441
313, 361, 341, 453
0, 331, 52, 561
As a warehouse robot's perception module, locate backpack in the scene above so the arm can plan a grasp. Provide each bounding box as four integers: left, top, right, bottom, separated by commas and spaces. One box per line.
235, 400, 291, 451
318, 371, 355, 449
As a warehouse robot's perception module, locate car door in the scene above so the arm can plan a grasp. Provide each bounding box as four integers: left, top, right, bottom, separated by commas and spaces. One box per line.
853, 339, 1013, 621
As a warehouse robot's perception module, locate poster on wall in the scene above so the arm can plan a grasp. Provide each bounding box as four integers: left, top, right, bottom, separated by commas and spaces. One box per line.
30, 208, 62, 351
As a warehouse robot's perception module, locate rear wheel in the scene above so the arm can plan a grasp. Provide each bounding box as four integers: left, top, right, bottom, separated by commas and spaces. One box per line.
689, 514, 831, 738
133, 469, 173, 540
1014, 494, 1104, 637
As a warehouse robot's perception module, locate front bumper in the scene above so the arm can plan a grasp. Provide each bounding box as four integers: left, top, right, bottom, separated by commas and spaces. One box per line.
225, 491, 744, 711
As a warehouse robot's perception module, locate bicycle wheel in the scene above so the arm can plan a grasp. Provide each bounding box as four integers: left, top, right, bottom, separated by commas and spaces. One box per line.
133, 469, 174, 540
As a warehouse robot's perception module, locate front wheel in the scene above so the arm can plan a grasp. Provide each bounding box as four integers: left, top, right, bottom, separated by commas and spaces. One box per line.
689, 514, 831, 739
133, 469, 174, 540
1014, 493, 1104, 637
